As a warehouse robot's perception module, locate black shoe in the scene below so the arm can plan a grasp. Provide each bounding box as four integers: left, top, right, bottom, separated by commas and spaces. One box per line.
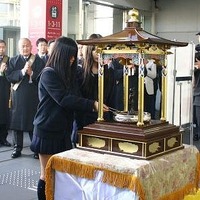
11, 149, 21, 158
0, 140, 11, 147
33, 153, 39, 159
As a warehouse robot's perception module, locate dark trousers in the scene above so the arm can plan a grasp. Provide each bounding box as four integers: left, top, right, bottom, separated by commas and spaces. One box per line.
13, 131, 33, 151
0, 124, 9, 141
195, 106, 200, 137
144, 89, 156, 119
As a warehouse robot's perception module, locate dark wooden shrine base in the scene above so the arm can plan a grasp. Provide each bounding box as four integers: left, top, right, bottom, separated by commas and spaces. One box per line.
78, 120, 184, 160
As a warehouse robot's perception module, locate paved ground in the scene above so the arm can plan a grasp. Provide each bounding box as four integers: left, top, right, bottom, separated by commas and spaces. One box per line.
0, 131, 39, 200
0, 127, 199, 200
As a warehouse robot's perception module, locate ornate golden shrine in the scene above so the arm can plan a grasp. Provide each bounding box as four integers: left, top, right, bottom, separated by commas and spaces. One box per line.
77, 8, 188, 159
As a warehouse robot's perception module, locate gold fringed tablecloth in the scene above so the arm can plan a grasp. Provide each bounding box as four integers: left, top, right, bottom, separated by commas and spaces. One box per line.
45, 144, 200, 200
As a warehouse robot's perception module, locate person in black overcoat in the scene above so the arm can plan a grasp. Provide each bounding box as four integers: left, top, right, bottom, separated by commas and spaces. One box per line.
0, 39, 11, 146
193, 52, 200, 140
6, 38, 45, 158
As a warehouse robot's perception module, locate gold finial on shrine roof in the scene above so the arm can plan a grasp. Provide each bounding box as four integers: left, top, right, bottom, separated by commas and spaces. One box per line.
126, 8, 140, 28
128, 8, 139, 22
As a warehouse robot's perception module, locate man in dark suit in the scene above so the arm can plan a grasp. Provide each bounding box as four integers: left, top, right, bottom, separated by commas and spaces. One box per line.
6, 38, 45, 158
36, 37, 49, 64
0, 39, 11, 147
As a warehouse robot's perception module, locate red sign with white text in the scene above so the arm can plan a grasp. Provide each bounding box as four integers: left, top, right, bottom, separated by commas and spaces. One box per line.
46, 0, 62, 41
28, 0, 46, 53
28, 0, 62, 53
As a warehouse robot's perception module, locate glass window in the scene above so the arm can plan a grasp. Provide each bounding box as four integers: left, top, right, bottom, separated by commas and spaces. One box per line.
94, 5, 113, 36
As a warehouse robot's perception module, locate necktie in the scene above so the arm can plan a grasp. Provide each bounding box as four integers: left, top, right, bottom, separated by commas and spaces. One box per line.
24, 56, 29, 62
41, 55, 46, 63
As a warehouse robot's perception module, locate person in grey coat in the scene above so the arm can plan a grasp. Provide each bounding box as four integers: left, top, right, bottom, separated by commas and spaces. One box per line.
6, 38, 45, 158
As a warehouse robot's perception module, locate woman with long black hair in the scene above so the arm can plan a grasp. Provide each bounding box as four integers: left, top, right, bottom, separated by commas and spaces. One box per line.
30, 36, 108, 200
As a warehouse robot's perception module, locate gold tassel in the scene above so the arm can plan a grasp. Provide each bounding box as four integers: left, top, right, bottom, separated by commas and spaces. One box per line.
45, 156, 55, 200
50, 156, 96, 179
159, 183, 196, 200
9, 98, 12, 108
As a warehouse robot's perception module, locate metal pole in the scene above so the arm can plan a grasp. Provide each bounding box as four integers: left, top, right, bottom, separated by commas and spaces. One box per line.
189, 42, 195, 145
137, 53, 144, 126
172, 47, 177, 124
97, 52, 104, 121
178, 82, 183, 130
123, 61, 129, 112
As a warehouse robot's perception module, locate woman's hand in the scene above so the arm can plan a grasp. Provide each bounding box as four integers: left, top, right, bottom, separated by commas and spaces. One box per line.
93, 101, 109, 112
103, 104, 109, 112
195, 58, 200, 69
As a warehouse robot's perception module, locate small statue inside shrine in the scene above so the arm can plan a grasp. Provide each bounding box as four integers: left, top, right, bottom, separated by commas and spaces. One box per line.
128, 87, 136, 115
